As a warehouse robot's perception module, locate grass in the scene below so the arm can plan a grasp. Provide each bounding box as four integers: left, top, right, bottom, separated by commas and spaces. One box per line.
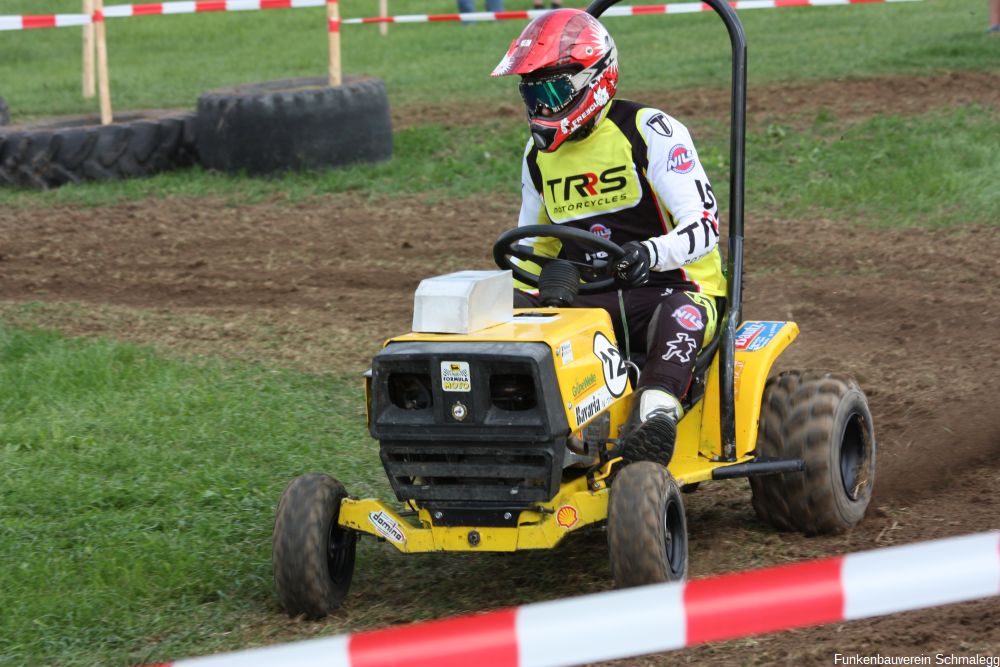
0, 325, 387, 666
748, 105, 1000, 226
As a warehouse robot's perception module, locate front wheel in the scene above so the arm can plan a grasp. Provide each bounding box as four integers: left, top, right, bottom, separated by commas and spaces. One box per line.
750, 370, 876, 535
272, 473, 357, 618
607, 462, 688, 587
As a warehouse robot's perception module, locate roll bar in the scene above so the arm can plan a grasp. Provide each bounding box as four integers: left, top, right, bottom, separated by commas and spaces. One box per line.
586, 0, 746, 460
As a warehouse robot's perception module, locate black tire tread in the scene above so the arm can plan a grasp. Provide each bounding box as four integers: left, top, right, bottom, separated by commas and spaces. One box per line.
196, 76, 392, 175
608, 462, 688, 587
750, 370, 811, 531
0, 110, 196, 189
272, 472, 356, 619
750, 370, 876, 535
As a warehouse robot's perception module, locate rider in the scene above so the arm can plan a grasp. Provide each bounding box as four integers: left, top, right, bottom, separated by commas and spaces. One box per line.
492, 8, 726, 464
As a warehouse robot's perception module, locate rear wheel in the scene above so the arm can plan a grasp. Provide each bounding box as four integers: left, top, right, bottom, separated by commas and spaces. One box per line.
607, 462, 687, 587
750, 370, 876, 535
272, 473, 357, 618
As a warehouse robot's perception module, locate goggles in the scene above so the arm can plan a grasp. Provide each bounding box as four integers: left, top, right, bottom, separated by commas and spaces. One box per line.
519, 74, 578, 114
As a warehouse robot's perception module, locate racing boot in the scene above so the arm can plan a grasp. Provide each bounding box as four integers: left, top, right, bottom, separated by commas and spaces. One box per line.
622, 389, 680, 467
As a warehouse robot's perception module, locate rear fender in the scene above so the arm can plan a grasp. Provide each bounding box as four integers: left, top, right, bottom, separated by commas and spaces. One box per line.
698, 321, 799, 460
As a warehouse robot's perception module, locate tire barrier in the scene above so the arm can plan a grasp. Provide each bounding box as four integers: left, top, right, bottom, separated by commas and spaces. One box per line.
151, 531, 999, 667
0, 0, 922, 32
195, 76, 392, 176
0, 110, 197, 188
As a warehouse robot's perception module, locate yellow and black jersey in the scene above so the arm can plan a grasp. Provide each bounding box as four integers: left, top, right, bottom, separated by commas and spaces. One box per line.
517, 98, 726, 297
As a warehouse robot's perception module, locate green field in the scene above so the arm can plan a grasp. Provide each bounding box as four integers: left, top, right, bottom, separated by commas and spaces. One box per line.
2, 0, 999, 219
1, 0, 996, 114
1, 0, 999, 665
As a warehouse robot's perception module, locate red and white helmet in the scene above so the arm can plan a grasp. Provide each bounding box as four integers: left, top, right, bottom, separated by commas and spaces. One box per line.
492, 9, 619, 152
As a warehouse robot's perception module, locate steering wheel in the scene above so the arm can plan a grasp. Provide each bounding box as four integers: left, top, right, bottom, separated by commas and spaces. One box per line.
493, 224, 625, 294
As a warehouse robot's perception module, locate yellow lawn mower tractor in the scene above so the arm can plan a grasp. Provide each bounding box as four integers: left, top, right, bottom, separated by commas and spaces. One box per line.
270, 0, 877, 618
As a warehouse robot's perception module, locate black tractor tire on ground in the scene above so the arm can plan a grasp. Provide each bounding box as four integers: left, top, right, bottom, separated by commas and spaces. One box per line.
0, 110, 197, 189
750, 370, 876, 535
0, 97, 9, 126
272, 472, 357, 619
607, 462, 688, 588
196, 76, 392, 176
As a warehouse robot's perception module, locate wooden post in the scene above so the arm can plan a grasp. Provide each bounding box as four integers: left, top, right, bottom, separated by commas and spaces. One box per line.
82, 0, 96, 98
94, 0, 113, 124
327, 0, 342, 87
379, 0, 388, 36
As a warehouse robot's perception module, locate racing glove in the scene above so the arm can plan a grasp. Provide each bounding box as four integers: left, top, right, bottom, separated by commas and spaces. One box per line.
614, 241, 651, 288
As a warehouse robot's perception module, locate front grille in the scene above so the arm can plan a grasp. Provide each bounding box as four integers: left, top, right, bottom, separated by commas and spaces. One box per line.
370, 341, 570, 505
380, 442, 560, 504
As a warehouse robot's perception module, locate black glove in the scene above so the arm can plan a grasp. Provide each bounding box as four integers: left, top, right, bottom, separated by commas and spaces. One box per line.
614, 241, 651, 288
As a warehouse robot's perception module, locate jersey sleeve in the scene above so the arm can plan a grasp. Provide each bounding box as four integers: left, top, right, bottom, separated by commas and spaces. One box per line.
514, 140, 561, 290
635, 109, 721, 272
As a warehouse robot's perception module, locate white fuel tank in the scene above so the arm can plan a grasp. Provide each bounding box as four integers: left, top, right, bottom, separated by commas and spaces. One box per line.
411, 270, 513, 334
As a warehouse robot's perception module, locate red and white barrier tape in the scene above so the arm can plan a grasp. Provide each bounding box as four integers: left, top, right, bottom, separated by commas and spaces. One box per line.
342, 0, 918, 24
104, 0, 328, 18
0, 0, 326, 30
0, 0, 919, 31
153, 531, 998, 667
0, 13, 95, 30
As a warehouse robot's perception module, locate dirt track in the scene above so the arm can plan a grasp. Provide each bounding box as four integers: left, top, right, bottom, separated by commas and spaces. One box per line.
1, 72, 998, 664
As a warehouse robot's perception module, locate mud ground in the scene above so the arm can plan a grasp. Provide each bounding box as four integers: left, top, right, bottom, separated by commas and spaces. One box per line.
1, 72, 998, 665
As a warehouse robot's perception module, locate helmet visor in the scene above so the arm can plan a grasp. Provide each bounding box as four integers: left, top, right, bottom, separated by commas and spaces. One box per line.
519, 75, 577, 114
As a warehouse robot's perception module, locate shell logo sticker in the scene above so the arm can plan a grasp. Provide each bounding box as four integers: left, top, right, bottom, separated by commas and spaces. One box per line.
556, 505, 579, 529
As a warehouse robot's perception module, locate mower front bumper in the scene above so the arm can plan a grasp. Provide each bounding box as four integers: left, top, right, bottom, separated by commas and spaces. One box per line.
337, 476, 608, 553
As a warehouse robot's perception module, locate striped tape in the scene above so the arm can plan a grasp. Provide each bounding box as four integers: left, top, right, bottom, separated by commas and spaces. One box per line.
0, 0, 325, 28
104, 0, 326, 18
0, 13, 93, 30
0, 0, 920, 31
342, 0, 918, 24
155, 531, 999, 667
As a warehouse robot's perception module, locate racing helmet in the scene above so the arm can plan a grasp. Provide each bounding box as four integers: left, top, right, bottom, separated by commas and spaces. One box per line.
492, 8, 619, 152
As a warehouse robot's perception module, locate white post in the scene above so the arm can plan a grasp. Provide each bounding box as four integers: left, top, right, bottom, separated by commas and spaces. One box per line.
379, 0, 388, 36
